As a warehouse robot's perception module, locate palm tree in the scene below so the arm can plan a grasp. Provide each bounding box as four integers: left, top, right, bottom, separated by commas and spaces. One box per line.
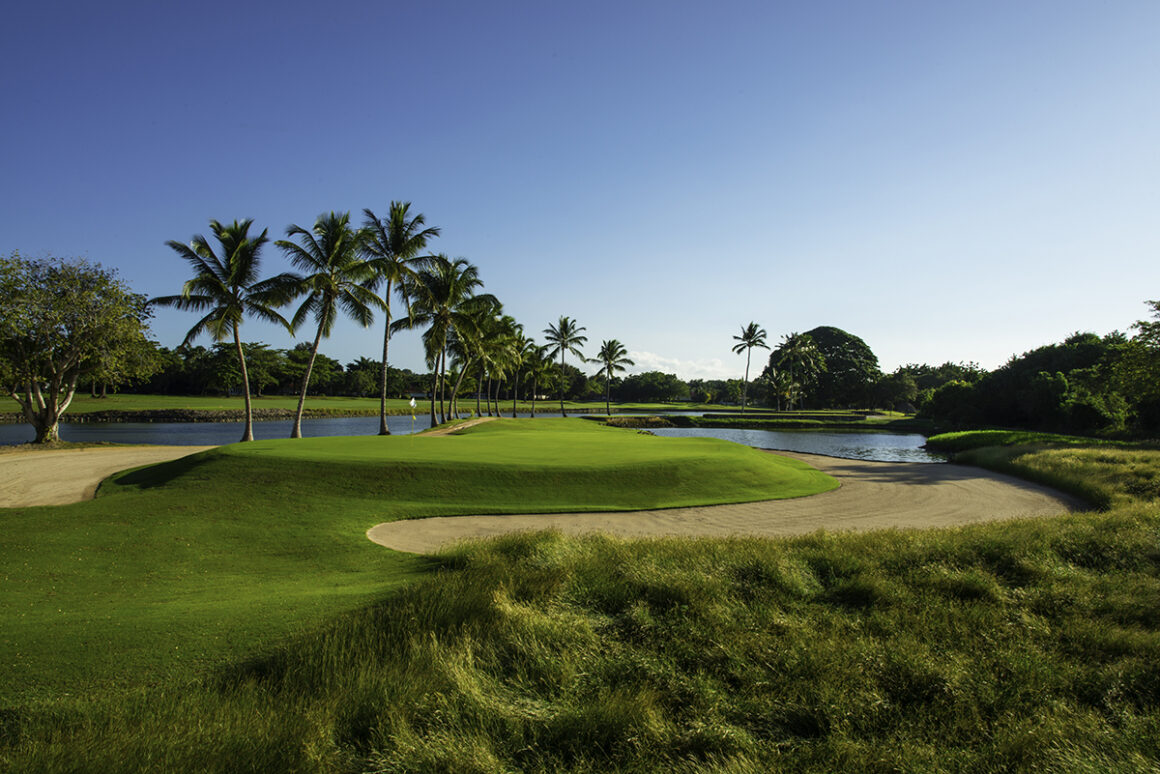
277, 212, 383, 438
511, 333, 537, 417
393, 255, 497, 425
361, 203, 439, 434
594, 339, 635, 415
152, 219, 295, 442
487, 315, 522, 417
523, 343, 557, 418
543, 316, 587, 416
731, 322, 770, 413
777, 332, 826, 410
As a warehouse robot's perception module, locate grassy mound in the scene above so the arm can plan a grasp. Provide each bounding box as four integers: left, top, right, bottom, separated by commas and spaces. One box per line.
218, 418, 837, 513
0, 420, 831, 702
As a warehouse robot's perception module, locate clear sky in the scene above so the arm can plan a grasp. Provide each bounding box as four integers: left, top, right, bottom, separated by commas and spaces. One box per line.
3, 1, 1158, 380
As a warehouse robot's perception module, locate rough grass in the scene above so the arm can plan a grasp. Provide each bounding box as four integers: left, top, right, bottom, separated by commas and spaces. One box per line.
926, 429, 1122, 453
926, 430, 1160, 509
5, 506, 1158, 772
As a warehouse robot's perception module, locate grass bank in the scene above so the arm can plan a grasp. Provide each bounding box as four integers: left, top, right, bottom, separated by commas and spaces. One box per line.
3, 426, 1158, 771
604, 412, 937, 434
927, 429, 1160, 510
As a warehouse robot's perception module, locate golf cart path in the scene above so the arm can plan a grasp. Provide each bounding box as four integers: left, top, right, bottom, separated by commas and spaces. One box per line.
368, 451, 1085, 553
0, 446, 216, 507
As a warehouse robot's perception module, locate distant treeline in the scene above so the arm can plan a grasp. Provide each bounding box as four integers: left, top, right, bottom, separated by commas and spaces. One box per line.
109, 302, 1160, 437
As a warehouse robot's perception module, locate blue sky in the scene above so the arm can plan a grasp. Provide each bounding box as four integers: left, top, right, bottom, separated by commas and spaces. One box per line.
3, 1, 1158, 380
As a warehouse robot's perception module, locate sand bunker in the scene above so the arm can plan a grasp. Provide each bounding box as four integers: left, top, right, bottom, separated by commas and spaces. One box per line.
368, 451, 1084, 554
0, 445, 215, 507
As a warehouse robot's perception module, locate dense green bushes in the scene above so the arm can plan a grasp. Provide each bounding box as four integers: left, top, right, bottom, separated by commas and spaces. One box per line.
922, 320, 1160, 437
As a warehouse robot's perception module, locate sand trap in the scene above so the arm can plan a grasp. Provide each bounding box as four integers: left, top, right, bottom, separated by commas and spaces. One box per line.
367, 451, 1085, 554
0, 446, 216, 507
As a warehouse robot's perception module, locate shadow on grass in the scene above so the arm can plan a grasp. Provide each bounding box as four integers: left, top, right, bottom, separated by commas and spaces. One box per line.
104, 451, 217, 491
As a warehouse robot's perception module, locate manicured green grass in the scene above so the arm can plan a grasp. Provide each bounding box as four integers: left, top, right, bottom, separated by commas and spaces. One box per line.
0, 420, 832, 703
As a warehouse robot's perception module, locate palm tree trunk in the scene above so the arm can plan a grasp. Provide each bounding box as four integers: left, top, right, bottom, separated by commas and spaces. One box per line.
742, 348, 751, 413
476, 366, 484, 417
606, 369, 612, 416
438, 348, 447, 425
511, 371, 519, 418
485, 376, 493, 416
291, 324, 325, 439
378, 281, 392, 435
449, 362, 470, 420
429, 370, 437, 427
559, 353, 567, 417
233, 325, 254, 442
531, 376, 538, 418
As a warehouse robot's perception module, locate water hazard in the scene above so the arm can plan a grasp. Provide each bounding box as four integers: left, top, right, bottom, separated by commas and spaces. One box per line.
0, 414, 944, 463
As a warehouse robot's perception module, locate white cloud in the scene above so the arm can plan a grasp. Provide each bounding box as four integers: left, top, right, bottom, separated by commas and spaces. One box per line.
625, 351, 740, 381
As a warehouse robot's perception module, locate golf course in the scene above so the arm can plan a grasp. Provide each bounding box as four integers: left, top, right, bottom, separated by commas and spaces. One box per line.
2, 419, 1157, 772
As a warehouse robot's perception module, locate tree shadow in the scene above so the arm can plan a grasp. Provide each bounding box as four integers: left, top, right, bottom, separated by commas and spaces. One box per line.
106, 451, 214, 491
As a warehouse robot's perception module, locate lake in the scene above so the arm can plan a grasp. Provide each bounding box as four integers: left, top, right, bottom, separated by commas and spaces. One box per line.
647, 427, 944, 463
0, 415, 943, 463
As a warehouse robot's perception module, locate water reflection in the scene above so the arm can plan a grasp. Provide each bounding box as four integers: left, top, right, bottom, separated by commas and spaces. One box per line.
0, 415, 942, 463
648, 427, 945, 463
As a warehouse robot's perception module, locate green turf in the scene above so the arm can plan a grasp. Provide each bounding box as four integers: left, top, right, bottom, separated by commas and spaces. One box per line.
0, 419, 832, 702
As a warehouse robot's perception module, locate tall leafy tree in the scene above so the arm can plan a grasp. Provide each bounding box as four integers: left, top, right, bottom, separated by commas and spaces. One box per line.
800, 326, 882, 408
543, 316, 587, 416
774, 332, 826, 410
731, 322, 769, 413
2, 254, 157, 443
523, 343, 557, 418
487, 315, 522, 417
152, 219, 294, 442
510, 333, 538, 417
277, 212, 382, 438
361, 203, 439, 434
594, 339, 635, 415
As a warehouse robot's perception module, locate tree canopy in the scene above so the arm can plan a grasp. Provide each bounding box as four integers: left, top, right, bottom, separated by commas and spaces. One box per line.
798, 326, 881, 408
1, 254, 156, 442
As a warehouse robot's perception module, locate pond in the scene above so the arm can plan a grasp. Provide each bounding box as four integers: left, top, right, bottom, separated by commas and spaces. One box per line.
0, 415, 943, 463
647, 427, 945, 463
